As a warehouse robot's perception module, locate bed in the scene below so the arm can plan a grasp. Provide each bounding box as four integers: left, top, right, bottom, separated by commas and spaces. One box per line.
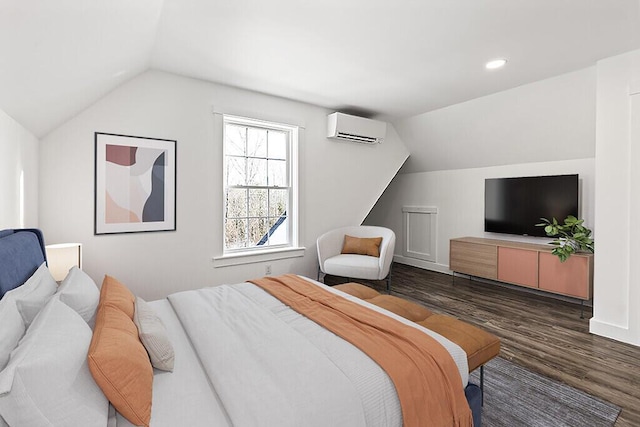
0, 228, 483, 426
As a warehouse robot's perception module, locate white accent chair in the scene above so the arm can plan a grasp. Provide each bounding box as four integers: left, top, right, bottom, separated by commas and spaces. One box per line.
317, 226, 396, 293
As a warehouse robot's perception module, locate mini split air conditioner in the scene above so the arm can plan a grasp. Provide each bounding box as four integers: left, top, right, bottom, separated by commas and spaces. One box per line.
327, 112, 387, 144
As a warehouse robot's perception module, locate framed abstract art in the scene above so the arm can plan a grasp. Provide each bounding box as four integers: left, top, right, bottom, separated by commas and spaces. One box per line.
94, 132, 176, 235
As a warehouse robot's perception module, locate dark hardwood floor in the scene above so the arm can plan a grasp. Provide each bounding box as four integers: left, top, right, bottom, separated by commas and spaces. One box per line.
324, 263, 640, 427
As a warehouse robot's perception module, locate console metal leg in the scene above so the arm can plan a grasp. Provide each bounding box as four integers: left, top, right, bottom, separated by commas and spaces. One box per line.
580, 300, 584, 319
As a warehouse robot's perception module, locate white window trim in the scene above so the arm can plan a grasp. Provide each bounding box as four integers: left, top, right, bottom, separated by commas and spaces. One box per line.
216, 112, 301, 266
212, 246, 305, 267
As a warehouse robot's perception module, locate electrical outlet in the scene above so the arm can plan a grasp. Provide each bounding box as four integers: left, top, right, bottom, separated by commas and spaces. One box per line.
265, 264, 272, 275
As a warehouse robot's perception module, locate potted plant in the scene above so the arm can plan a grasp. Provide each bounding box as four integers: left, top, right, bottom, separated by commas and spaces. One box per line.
536, 215, 594, 262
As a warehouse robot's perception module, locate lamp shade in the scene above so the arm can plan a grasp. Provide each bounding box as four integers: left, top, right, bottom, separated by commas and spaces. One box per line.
45, 243, 82, 282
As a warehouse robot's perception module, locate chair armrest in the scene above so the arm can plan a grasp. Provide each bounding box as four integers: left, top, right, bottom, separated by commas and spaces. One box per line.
377, 231, 396, 280
317, 230, 345, 272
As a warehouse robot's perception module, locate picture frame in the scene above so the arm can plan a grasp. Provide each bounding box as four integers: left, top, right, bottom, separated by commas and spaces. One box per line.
94, 132, 176, 235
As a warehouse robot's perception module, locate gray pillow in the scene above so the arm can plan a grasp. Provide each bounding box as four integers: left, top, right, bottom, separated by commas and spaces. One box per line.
0, 263, 57, 369
133, 297, 175, 372
0, 304, 24, 372
0, 298, 108, 426
56, 266, 100, 326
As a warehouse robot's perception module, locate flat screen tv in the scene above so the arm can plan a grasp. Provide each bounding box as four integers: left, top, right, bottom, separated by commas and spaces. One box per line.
484, 174, 578, 237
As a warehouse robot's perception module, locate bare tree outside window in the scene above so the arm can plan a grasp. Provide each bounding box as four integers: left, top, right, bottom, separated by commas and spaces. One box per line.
223, 116, 294, 252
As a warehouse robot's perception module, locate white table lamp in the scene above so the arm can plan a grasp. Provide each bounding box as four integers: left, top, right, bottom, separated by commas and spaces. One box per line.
45, 243, 82, 282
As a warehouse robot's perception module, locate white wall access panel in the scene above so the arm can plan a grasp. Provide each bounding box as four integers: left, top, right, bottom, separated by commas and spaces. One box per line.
402, 206, 437, 263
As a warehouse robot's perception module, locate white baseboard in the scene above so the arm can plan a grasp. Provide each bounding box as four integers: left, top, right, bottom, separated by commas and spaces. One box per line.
589, 318, 639, 346
393, 255, 451, 275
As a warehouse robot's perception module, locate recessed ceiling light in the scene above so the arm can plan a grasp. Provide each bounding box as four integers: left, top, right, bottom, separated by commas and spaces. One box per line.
485, 58, 507, 70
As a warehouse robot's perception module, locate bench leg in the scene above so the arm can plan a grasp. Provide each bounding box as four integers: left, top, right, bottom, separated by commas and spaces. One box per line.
480, 365, 484, 406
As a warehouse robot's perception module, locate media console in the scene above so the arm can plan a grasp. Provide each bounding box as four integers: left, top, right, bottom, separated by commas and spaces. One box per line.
450, 237, 593, 313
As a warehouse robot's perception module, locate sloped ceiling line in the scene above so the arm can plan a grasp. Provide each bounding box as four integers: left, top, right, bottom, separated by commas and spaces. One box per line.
1, 0, 639, 140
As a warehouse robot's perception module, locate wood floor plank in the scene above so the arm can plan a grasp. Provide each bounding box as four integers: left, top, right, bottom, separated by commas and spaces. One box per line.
324, 263, 640, 426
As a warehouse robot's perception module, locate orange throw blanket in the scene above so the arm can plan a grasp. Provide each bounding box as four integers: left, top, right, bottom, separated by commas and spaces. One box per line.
250, 275, 472, 427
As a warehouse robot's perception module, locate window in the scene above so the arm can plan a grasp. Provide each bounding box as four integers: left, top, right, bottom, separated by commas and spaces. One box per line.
223, 115, 298, 254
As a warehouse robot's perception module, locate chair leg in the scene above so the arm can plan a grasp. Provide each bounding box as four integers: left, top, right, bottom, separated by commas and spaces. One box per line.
317, 266, 322, 282
386, 263, 393, 294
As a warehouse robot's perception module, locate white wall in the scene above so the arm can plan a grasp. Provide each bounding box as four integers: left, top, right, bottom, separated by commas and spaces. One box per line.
0, 109, 38, 229
395, 67, 596, 173
590, 49, 640, 346
365, 159, 594, 272
39, 70, 409, 300
367, 66, 597, 273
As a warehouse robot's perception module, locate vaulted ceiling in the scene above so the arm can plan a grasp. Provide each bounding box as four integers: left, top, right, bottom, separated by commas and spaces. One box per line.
1, 0, 639, 138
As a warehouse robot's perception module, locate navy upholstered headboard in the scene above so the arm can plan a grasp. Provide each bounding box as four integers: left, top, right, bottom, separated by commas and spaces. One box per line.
0, 228, 47, 298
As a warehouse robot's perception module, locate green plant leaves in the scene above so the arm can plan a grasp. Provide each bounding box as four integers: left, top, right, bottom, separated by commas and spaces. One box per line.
536, 216, 594, 262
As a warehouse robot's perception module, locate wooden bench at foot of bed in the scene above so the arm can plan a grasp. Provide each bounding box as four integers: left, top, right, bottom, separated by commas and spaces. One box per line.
334, 283, 500, 374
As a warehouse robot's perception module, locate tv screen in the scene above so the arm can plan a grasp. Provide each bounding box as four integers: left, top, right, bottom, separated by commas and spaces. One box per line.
484, 174, 579, 237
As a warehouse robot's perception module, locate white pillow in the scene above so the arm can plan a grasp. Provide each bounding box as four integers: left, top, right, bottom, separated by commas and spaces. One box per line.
0, 263, 57, 369
56, 266, 100, 325
134, 296, 175, 372
0, 302, 25, 371
0, 298, 108, 427
9, 262, 57, 325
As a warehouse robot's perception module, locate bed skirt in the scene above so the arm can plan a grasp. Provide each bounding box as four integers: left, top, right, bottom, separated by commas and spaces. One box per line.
465, 383, 482, 427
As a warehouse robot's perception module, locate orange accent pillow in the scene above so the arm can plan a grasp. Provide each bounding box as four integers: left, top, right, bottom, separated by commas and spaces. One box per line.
89, 277, 153, 427
89, 304, 153, 426
341, 235, 383, 257
99, 275, 135, 319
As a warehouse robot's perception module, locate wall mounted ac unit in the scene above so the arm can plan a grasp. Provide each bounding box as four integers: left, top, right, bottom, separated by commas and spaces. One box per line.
327, 112, 387, 144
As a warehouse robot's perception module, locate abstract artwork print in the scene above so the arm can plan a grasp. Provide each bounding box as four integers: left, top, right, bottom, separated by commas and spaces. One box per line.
95, 133, 176, 234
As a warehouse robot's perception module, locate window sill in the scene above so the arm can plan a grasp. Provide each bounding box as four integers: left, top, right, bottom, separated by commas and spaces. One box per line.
213, 247, 306, 268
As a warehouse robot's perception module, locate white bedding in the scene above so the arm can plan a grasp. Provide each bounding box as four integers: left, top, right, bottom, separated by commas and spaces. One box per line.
115, 299, 231, 427
116, 276, 468, 426
169, 283, 398, 427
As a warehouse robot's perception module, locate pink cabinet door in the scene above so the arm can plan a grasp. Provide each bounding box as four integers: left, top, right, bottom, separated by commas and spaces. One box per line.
497, 247, 538, 288
538, 252, 591, 299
